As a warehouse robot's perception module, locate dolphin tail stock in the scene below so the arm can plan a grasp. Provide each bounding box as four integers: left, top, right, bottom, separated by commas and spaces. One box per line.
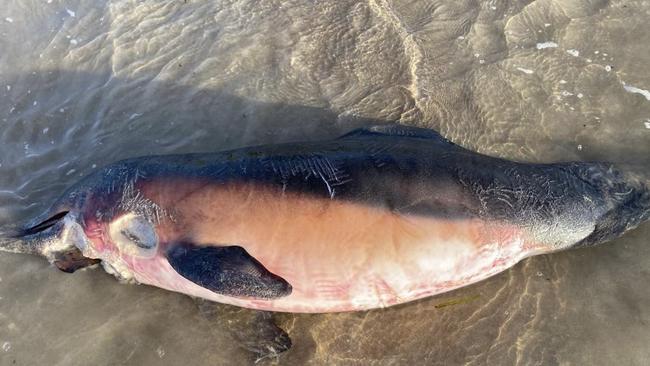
609, 161, 650, 222
615, 161, 650, 192
571, 160, 650, 247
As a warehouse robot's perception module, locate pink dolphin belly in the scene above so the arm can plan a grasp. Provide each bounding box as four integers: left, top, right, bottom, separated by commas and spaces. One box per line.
123, 181, 540, 313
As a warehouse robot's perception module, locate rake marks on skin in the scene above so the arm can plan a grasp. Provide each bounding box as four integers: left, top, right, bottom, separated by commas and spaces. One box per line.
267, 154, 352, 198
119, 179, 169, 224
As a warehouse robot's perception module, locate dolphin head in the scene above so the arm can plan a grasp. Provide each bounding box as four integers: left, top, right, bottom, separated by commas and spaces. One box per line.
0, 169, 110, 272
0, 159, 166, 283
0, 209, 100, 272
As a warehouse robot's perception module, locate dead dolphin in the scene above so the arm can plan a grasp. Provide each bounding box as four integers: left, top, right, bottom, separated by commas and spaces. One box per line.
2, 124, 649, 313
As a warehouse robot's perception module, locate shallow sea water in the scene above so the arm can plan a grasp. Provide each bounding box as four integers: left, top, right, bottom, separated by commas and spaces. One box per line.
1, 0, 649, 365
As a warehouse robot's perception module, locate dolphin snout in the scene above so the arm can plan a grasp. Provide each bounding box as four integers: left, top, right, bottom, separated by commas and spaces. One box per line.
0, 210, 100, 272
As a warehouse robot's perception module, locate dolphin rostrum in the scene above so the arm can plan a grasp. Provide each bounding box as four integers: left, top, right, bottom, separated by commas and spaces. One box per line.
2, 124, 648, 312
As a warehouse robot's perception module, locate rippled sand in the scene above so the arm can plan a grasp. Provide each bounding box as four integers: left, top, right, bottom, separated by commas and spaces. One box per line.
1, 0, 649, 365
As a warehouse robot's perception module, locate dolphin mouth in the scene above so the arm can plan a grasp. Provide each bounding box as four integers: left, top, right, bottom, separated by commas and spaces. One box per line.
1, 211, 100, 272
21, 211, 70, 236
0, 212, 68, 255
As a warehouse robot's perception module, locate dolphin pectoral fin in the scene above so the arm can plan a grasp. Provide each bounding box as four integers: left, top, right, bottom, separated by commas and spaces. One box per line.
166, 244, 292, 299
196, 299, 292, 362
339, 123, 454, 142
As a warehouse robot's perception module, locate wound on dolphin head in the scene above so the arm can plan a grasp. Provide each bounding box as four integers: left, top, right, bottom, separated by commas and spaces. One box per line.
53, 248, 100, 273
166, 243, 292, 299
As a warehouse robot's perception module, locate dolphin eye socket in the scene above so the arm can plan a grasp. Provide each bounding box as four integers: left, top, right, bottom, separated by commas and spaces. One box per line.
120, 229, 155, 249
109, 214, 158, 257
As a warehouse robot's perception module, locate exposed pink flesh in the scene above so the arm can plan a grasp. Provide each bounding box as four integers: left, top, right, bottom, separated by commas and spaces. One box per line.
89, 180, 545, 313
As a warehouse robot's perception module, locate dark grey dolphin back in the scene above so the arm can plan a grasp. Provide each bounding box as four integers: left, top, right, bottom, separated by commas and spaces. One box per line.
338, 124, 650, 248
339, 124, 457, 142
247, 124, 485, 218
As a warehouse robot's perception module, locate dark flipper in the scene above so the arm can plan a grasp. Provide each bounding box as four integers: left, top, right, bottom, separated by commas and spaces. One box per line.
196, 299, 292, 362
166, 244, 292, 299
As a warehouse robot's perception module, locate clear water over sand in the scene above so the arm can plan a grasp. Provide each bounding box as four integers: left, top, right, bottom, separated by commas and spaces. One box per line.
1, 0, 649, 364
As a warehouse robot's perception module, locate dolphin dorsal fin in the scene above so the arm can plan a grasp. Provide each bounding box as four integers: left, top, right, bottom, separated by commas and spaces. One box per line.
339, 124, 452, 143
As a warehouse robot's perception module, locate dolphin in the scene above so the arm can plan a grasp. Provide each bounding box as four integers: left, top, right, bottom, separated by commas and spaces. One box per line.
1, 124, 649, 313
